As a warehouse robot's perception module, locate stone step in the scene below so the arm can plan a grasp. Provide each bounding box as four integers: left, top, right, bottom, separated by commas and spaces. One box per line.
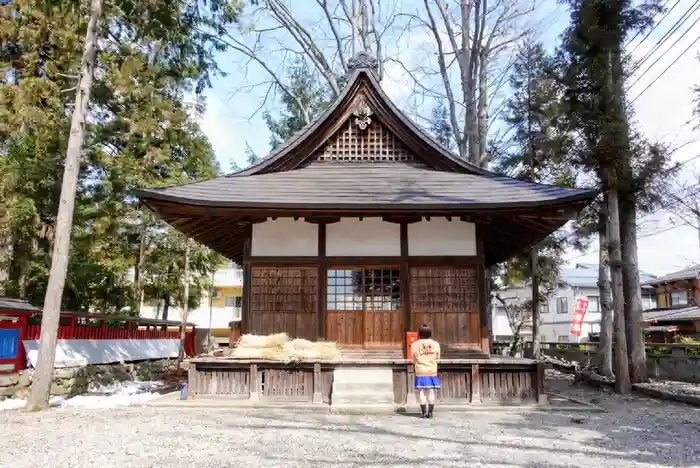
331, 394, 395, 405
332, 381, 394, 394
330, 366, 395, 413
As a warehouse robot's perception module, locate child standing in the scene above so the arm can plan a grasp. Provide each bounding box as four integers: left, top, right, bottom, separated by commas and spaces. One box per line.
410, 324, 440, 418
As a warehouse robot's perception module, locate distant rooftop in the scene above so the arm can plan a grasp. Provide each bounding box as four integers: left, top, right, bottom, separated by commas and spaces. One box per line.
641, 264, 700, 286
643, 305, 700, 323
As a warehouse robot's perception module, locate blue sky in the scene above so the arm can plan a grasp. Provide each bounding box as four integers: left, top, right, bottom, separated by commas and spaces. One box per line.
196, 1, 700, 275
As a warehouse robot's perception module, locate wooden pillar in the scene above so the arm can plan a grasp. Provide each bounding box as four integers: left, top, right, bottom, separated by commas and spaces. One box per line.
241, 225, 252, 335
317, 223, 327, 340
312, 362, 323, 404
475, 223, 490, 354
470, 364, 482, 404
400, 222, 411, 355
249, 363, 260, 401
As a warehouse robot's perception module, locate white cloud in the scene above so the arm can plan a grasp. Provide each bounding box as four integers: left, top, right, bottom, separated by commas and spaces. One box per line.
198, 89, 271, 172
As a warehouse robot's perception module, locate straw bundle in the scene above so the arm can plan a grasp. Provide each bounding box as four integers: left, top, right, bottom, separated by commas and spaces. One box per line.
237, 334, 270, 348
265, 333, 290, 347
289, 338, 315, 350
231, 348, 269, 359
231, 333, 340, 361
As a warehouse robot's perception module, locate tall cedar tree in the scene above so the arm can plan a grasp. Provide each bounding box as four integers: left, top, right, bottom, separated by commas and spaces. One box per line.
559, 0, 664, 390
491, 40, 576, 355
0, 0, 242, 410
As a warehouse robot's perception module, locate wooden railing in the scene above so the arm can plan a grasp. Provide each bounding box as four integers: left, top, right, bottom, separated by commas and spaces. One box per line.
188, 359, 545, 406
0, 310, 196, 374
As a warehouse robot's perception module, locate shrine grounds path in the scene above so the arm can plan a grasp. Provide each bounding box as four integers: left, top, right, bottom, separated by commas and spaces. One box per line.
1, 372, 699, 468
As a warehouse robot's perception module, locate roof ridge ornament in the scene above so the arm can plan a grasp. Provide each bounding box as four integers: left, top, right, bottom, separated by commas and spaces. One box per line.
347, 51, 379, 79
352, 97, 373, 130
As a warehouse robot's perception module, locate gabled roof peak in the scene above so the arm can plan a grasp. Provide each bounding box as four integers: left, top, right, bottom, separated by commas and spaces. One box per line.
347, 52, 380, 80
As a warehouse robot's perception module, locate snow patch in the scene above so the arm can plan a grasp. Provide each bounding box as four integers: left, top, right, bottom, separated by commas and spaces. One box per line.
0, 380, 169, 412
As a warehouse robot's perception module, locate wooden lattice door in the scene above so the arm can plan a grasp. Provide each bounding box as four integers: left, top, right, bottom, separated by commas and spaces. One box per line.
409, 266, 480, 348
326, 267, 403, 348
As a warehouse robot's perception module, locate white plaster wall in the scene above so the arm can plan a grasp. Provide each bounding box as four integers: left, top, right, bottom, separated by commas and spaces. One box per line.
22, 339, 180, 368
408, 219, 476, 256
326, 218, 400, 256
252, 218, 318, 256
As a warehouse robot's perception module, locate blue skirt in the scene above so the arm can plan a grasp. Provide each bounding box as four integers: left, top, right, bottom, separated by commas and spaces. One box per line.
414, 375, 440, 390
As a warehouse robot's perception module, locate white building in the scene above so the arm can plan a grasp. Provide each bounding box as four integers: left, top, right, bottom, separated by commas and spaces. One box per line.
492, 263, 658, 343
139, 262, 244, 331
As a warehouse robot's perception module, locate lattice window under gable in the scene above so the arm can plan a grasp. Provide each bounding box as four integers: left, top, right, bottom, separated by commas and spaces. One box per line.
314, 118, 415, 162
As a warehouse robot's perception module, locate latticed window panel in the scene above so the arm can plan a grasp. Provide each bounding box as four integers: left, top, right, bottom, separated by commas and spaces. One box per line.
251, 267, 318, 314
409, 266, 478, 312
314, 118, 415, 162
327, 267, 401, 310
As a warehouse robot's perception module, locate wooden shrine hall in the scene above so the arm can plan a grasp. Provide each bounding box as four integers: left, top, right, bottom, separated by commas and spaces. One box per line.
136, 53, 596, 408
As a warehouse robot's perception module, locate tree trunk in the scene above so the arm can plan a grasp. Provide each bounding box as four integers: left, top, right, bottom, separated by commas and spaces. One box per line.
26, 0, 103, 412
162, 297, 170, 322
531, 247, 540, 360
620, 194, 647, 383
135, 214, 148, 316
476, 50, 489, 168
607, 187, 631, 394
179, 240, 191, 364
597, 202, 614, 378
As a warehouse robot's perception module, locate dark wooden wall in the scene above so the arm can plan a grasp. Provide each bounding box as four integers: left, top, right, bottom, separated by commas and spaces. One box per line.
409, 265, 481, 348
248, 266, 318, 340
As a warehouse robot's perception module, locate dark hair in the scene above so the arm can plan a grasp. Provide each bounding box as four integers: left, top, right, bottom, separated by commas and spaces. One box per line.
418, 324, 432, 339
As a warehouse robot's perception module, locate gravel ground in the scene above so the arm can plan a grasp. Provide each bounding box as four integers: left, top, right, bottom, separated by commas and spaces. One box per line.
1, 373, 699, 468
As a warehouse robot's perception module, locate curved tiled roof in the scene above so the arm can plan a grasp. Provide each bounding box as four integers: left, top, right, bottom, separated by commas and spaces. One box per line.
138, 162, 596, 210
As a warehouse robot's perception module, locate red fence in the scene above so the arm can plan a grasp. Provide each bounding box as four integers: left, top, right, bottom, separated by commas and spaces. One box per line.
0, 309, 196, 374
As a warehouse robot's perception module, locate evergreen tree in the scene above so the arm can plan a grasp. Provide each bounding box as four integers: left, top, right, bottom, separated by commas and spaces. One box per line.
491, 39, 578, 357
559, 0, 666, 390
263, 58, 331, 150
0, 0, 241, 315
430, 102, 454, 151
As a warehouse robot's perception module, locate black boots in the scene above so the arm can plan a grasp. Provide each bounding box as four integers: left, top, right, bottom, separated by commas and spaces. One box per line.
419, 404, 435, 418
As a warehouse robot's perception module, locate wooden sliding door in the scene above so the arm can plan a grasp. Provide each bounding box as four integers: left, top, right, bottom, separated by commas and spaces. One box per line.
326, 267, 403, 348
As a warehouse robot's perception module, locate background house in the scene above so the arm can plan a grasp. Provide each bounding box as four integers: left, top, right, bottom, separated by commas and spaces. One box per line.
641, 265, 700, 342
492, 263, 658, 343
138, 262, 243, 343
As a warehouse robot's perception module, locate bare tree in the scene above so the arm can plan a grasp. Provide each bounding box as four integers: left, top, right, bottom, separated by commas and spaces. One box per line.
393, 0, 544, 166
26, 0, 103, 411
494, 293, 531, 356
213, 0, 399, 125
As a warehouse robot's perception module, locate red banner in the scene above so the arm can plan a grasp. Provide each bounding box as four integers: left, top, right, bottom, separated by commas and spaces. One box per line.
570, 297, 590, 337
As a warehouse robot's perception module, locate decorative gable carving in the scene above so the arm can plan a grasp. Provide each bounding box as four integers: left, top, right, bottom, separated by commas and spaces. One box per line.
313, 95, 415, 163
352, 97, 373, 130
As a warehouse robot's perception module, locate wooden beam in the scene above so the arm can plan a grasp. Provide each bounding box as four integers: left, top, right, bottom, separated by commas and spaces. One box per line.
246, 255, 483, 266
304, 216, 341, 224
382, 215, 422, 224
148, 199, 592, 220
